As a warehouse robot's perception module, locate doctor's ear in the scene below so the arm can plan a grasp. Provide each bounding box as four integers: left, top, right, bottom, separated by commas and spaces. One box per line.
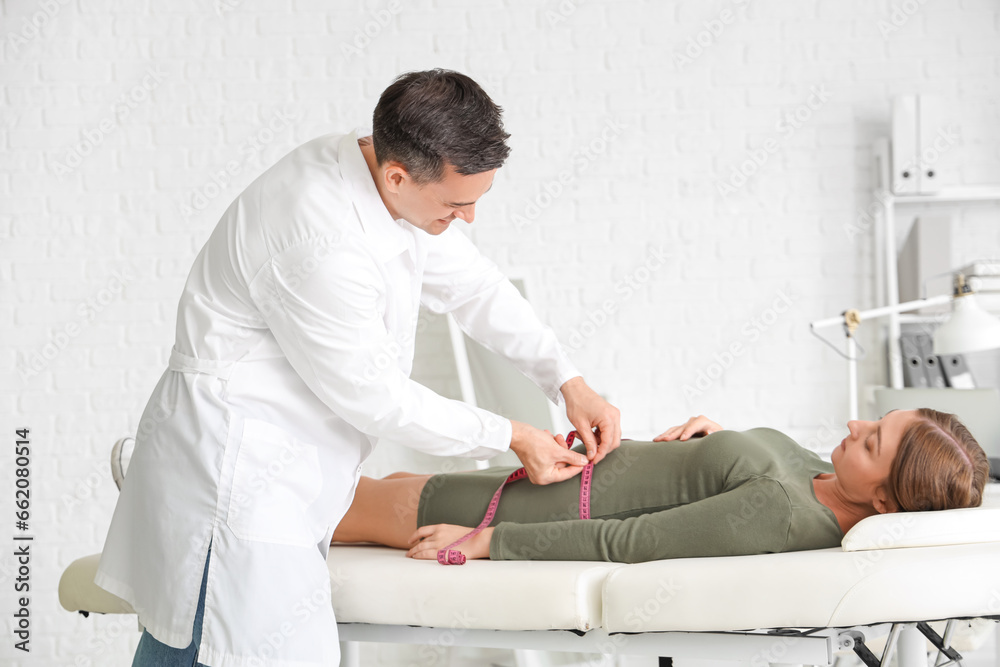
382, 162, 412, 193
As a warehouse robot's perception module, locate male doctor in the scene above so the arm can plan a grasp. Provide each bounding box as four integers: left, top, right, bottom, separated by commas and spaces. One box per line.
96, 69, 621, 667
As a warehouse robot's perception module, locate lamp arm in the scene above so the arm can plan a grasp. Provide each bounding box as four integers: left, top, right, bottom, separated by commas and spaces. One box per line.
809, 291, 967, 423
809, 294, 953, 331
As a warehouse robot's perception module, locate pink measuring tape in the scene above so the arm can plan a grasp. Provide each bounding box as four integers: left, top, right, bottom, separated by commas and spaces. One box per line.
437, 430, 594, 565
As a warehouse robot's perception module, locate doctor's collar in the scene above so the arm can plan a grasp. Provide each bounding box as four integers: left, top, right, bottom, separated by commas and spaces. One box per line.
338, 129, 415, 264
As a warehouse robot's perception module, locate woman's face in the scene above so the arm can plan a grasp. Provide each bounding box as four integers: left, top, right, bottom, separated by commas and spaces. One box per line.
830, 409, 919, 512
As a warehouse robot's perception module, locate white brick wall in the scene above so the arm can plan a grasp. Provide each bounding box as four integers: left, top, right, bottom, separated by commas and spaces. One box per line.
2, 1, 1000, 665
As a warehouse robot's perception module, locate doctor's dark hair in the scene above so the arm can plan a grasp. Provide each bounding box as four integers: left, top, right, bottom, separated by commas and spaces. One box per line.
372, 69, 511, 184
883, 408, 989, 512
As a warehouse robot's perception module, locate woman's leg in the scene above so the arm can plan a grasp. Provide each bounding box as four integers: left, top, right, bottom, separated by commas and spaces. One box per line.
332, 474, 433, 549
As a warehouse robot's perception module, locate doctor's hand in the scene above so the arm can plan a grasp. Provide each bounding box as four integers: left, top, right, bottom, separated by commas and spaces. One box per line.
560, 376, 622, 465
509, 421, 590, 485
653, 415, 723, 442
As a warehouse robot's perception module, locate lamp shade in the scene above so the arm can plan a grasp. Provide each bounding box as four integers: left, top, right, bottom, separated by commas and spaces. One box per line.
933, 294, 1000, 355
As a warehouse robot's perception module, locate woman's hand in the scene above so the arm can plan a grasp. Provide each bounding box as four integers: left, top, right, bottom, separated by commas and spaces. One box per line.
406, 524, 493, 561
653, 415, 723, 442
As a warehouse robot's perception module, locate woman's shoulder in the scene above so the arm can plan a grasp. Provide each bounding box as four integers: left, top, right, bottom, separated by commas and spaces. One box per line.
687, 428, 830, 482
713, 427, 823, 458
695, 427, 799, 456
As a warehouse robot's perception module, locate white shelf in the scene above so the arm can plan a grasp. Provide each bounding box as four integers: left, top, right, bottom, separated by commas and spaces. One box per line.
870, 139, 1000, 393
884, 186, 1000, 204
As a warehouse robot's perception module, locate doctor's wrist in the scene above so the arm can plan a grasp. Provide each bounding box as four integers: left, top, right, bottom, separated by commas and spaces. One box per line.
509, 420, 540, 463
509, 419, 527, 450
559, 376, 586, 399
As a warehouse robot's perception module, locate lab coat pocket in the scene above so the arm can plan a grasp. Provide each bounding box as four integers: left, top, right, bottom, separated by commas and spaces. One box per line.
226, 418, 325, 548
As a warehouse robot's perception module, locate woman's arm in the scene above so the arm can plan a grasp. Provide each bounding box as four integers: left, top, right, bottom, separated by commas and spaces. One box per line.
487, 477, 791, 563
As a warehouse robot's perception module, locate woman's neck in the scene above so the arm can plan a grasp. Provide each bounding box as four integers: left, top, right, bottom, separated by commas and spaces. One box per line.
812, 474, 879, 534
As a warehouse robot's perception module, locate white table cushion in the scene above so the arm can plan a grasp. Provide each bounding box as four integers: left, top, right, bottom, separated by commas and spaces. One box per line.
59, 546, 622, 633
600, 541, 1000, 633
328, 544, 622, 632
59, 539, 1000, 635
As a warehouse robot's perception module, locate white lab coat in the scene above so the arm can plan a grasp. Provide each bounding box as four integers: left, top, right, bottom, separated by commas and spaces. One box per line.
94, 129, 581, 666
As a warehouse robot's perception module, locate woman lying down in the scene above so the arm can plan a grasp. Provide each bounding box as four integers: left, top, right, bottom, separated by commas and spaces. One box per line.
331, 409, 989, 563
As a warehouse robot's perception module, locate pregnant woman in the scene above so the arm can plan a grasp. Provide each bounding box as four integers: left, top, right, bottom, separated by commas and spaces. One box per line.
331, 409, 989, 564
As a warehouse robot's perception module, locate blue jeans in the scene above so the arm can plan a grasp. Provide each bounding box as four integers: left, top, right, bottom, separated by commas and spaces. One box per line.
132, 542, 212, 667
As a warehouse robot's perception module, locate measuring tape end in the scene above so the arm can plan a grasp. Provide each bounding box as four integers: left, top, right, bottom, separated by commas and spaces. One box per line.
437, 549, 466, 565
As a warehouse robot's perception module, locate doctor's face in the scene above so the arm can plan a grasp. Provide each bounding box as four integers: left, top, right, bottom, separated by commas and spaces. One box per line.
392, 164, 497, 235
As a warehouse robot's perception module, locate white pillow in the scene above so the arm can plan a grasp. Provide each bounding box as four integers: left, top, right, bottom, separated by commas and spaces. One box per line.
841, 503, 1000, 551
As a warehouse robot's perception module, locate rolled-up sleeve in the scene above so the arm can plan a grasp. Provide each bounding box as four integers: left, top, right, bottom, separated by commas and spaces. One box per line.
419, 226, 580, 407
248, 236, 512, 459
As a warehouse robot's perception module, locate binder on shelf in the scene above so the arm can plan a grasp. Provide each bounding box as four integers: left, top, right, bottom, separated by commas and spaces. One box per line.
890, 94, 961, 195
891, 95, 919, 194
939, 354, 976, 389
918, 95, 960, 194
899, 330, 946, 389
924, 355, 946, 389
900, 331, 929, 388
902, 354, 928, 388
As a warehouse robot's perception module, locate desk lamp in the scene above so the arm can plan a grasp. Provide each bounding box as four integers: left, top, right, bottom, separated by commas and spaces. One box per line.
810, 274, 1000, 420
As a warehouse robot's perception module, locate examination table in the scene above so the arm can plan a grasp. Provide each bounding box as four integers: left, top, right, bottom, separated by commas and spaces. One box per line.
60, 485, 1000, 667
